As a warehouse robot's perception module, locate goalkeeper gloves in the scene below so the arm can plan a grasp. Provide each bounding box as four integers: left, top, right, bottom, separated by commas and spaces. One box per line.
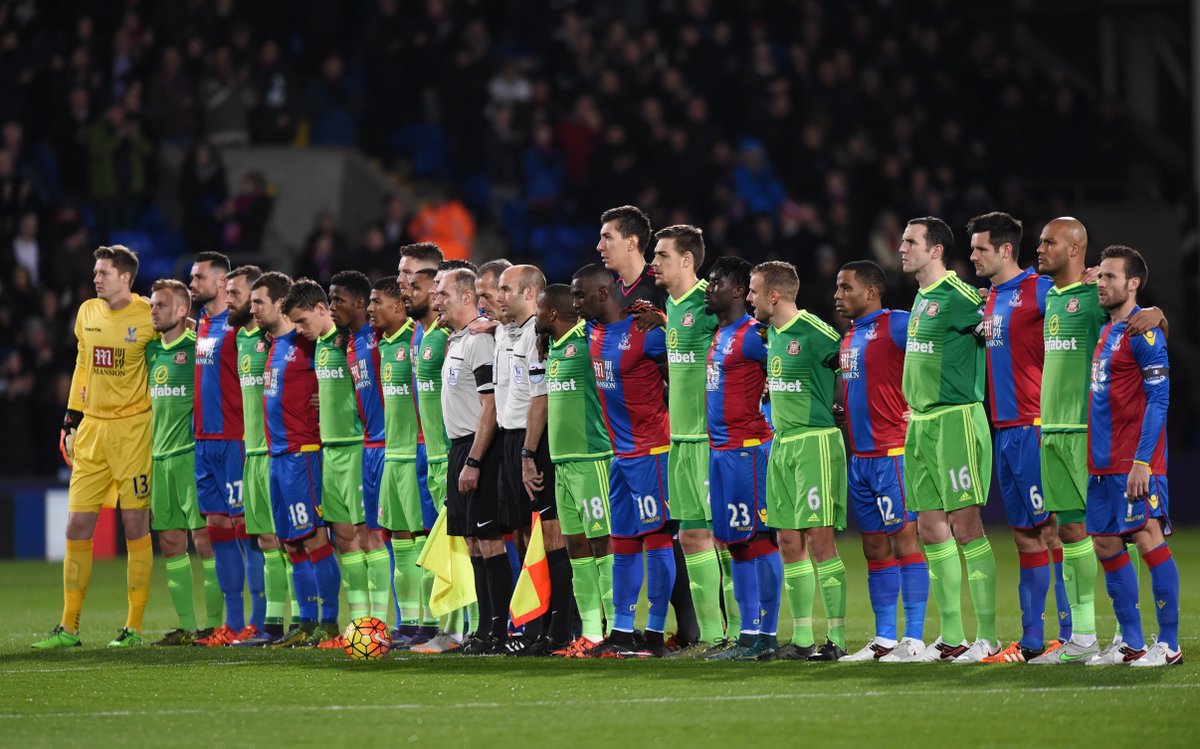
60, 409, 84, 467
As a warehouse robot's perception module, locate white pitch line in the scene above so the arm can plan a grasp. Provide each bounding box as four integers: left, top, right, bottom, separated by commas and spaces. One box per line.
1, 683, 1196, 720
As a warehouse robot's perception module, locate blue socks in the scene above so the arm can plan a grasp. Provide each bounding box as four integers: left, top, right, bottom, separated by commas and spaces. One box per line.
756, 551, 783, 635
612, 547, 643, 633
1051, 547, 1072, 641
644, 545, 676, 633
898, 553, 929, 641
1018, 551, 1051, 650
290, 551, 320, 622
867, 558, 901, 643
731, 558, 760, 634
1144, 544, 1180, 651
241, 537, 266, 630
211, 525, 246, 631
310, 546, 342, 625
1101, 550, 1143, 650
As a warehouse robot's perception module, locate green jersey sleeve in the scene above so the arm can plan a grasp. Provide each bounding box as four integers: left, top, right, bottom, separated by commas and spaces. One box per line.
380, 320, 420, 459
666, 280, 718, 442
1041, 283, 1106, 431
901, 272, 985, 413
415, 321, 451, 459
148, 329, 196, 458
315, 326, 364, 445
546, 322, 613, 462
237, 327, 270, 456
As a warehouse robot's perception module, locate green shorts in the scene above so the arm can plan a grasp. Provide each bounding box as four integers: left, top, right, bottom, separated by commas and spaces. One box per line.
380, 458, 423, 532
425, 458, 448, 508
321, 443, 365, 525
905, 402, 992, 513
555, 459, 613, 538
242, 452, 273, 536
1041, 430, 1087, 514
669, 440, 711, 527
766, 428, 847, 530
151, 450, 202, 532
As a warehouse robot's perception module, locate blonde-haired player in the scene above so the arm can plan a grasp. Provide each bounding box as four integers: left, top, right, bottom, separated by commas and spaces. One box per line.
33, 245, 158, 649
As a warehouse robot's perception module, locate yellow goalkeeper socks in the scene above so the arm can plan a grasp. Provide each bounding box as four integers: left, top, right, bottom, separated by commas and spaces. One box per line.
125, 535, 153, 632
61, 539, 94, 633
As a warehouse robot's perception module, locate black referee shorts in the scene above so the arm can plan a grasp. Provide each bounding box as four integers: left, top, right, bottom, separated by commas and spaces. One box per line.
446, 434, 511, 538
499, 428, 557, 521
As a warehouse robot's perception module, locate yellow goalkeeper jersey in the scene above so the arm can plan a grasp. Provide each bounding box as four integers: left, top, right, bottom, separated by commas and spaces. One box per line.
68, 295, 158, 419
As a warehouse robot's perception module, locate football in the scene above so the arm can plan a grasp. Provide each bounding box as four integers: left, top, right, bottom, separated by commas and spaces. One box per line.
343, 616, 391, 661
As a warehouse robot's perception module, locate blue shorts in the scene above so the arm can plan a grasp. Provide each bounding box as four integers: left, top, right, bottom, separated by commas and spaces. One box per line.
417, 443, 437, 530
362, 445, 385, 531
708, 442, 771, 544
996, 425, 1049, 529
269, 451, 324, 542
195, 439, 245, 517
848, 454, 914, 535
1086, 473, 1170, 537
609, 453, 670, 538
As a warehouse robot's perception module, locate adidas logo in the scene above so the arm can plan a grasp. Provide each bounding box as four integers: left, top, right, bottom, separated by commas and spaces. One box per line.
960, 492, 972, 502
968, 570, 988, 581
822, 577, 842, 588
591, 522, 603, 531
807, 514, 820, 521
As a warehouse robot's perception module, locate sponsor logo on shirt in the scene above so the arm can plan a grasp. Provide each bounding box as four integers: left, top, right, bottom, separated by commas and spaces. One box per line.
92, 346, 127, 374
667, 350, 697, 364
1045, 338, 1079, 352
768, 379, 804, 393
839, 347, 861, 379
153, 366, 169, 384
906, 339, 935, 354
548, 379, 578, 392
593, 360, 617, 389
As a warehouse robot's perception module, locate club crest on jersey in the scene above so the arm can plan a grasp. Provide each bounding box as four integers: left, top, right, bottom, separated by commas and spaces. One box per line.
926, 301, 940, 317
721, 336, 734, 355
682, 311, 695, 327
1009, 289, 1023, 307
174, 351, 188, 364
255, 340, 267, 352
333, 333, 344, 347
422, 346, 432, 360
395, 346, 406, 361
564, 343, 577, 358
285, 346, 298, 362
125, 326, 138, 342
864, 323, 878, 340
618, 333, 632, 351
787, 340, 801, 355
1066, 298, 1080, 313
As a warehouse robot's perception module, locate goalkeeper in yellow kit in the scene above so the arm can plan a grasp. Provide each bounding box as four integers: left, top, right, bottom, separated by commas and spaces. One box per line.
33, 245, 158, 649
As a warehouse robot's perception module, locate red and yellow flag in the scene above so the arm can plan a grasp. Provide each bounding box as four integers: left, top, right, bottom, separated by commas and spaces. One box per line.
509, 513, 551, 627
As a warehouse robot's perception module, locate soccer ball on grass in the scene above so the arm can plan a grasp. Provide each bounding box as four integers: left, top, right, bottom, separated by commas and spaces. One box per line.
343, 616, 391, 660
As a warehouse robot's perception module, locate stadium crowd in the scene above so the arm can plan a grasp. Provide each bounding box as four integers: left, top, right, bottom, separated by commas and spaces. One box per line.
0, 0, 1182, 476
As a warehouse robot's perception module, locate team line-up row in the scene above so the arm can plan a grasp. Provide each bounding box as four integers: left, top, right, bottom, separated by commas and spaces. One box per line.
35, 205, 1180, 667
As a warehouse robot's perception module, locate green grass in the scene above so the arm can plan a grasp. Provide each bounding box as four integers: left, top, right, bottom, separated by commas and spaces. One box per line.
3, 529, 1199, 747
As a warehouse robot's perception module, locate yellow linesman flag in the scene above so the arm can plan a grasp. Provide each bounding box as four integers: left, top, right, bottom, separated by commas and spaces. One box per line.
416, 507, 477, 617
509, 512, 551, 627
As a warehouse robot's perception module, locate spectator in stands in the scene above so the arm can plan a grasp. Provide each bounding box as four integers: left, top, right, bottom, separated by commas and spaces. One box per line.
219, 171, 272, 254
308, 53, 364, 147
88, 102, 153, 237
179, 140, 228, 254
250, 39, 299, 145
376, 194, 409, 248
407, 187, 475, 260
732, 137, 785, 217
201, 46, 253, 147
350, 224, 393, 282
523, 122, 566, 224
146, 46, 198, 143
4, 211, 45, 287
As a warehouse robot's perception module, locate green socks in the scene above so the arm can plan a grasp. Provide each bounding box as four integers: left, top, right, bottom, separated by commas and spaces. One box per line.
783, 559, 816, 647
1061, 538, 1097, 637
415, 536, 438, 627
165, 554, 197, 631
961, 537, 996, 644
595, 553, 615, 626
815, 556, 847, 649
925, 539, 964, 645
201, 556, 222, 629
365, 547, 392, 620
571, 556, 605, 641
341, 550, 369, 621
392, 538, 421, 626
684, 549, 725, 644
263, 548, 288, 627
717, 547, 739, 635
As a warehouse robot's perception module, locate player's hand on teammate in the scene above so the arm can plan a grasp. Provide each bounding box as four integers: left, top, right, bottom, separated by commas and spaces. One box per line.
1080, 265, 1100, 284
469, 317, 499, 335
521, 457, 544, 500
626, 299, 666, 331
459, 464, 480, 494
1126, 462, 1151, 501
1123, 306, 1166, 337
59, 409, 83, 467
832, 403, 846, 428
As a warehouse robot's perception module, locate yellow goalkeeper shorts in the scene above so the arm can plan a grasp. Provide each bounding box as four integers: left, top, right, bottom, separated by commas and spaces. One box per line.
68, 410, 153, 512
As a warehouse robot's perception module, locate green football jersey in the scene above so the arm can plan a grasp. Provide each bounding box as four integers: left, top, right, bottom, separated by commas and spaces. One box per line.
147, 329, 196, 459
315, 326, 363, 445
237, 326, 270, 456
901, 271, 985, 413
1041, 282, 1107, 432
666, 279, 718, 442
415, 320, 451, 459
379, 319, 419, 459
547, 321, 613, 462
766, 310, 841, 433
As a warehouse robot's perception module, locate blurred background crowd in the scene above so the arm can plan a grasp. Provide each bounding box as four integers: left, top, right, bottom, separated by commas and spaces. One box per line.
0, 0, 1193, 476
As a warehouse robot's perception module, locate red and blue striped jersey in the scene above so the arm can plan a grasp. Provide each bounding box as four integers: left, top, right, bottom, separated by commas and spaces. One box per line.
347, 322, 386, 447
839, 308, 909, 457
983, 268, 1053, 428
706, 314, 772, 449
588, 317, 669, 457
263, 329, 321, 456
1088, 309, 1168, 475
194, 307, 243, 440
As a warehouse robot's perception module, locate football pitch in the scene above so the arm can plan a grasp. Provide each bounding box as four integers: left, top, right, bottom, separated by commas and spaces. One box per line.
3, 529, 1198, 748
